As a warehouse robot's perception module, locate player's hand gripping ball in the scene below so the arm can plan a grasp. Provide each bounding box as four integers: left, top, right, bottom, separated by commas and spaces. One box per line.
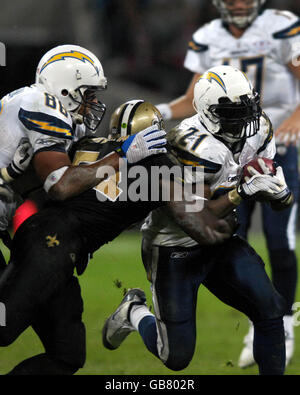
239, 157, 277, 202
242, 157, 276, 182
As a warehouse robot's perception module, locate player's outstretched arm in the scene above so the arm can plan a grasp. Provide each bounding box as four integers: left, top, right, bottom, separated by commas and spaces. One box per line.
34, 126, 167, 201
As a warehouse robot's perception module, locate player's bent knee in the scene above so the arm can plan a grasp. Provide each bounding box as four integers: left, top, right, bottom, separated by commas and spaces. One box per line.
162, 343, 194, 371
164, 353, 193, 371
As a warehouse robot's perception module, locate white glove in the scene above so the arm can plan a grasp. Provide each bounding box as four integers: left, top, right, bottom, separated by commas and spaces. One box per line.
267, 166, 291, 201
156, 103, 172, 121
0, 138, 33, 182
237, 166, 283, 200
118, 125, 167, 163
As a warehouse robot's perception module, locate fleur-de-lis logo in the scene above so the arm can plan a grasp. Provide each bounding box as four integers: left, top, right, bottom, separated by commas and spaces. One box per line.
46, 234, 60, 248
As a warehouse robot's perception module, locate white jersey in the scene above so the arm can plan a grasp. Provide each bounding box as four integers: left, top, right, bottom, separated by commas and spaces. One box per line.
141, 113, 275, 247
0, 84, 87, 230
184, 9, 300, 130
0, 84, 86, 169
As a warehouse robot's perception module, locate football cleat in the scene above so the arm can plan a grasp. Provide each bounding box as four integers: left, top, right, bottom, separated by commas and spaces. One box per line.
238, 321, 255, 368
283, 315, 295, 366
102, 288, 146, 350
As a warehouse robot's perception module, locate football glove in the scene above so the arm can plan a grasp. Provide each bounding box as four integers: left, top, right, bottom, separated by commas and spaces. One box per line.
116, 125, 167, 163
228, 165, 286, 205
0, 138, 33, 182
267, 166, 291, 201
268, 166, 293, 209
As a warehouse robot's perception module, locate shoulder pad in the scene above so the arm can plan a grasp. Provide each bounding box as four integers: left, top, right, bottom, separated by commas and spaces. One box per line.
167, 126, 224, 175
188, 38, 209, 53
273, 18, 300, 39
18, 88, 73, 140
189, 19, 221, 51
261, 9, 300, 38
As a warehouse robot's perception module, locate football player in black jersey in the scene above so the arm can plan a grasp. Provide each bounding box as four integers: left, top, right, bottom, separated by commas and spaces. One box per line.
0, 101, 233, 375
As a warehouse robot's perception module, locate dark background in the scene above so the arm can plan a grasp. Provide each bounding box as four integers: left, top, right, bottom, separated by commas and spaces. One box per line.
0, 0, 299, 134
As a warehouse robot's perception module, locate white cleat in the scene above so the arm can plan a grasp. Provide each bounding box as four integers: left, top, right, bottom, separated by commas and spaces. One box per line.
283, 315, 294, 366
238, 316, 295, 368
102, 288, 146, 350
238, 321, 255, 368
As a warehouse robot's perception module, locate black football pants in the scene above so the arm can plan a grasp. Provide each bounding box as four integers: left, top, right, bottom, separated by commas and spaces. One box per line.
0, 208, 87, 374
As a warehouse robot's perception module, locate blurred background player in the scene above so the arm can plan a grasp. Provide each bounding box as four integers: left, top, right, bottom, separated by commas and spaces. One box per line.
156, 0, 300, 367
102, 66, 292, 375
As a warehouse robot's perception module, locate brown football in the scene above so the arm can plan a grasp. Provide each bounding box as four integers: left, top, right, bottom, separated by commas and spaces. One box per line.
242, 157, 276, 181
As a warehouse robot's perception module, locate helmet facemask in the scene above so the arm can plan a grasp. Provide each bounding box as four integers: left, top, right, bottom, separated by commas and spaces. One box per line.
213, 0, 265, 29
69, 86, 107, 132
209, 91, 261, 143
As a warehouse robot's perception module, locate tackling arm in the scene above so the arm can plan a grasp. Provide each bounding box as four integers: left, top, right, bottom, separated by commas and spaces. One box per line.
34, 150, 123, 201
34, 126, 167, 201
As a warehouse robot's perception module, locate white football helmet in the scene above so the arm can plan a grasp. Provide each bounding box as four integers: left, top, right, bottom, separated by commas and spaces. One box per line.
193, 65, 261, 143
35, 44, 107, 131
212, 0, 266, 29
109, 100, 164, 138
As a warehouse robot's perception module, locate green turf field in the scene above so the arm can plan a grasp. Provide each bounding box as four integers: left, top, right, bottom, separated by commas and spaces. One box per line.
0, 231, 299, 375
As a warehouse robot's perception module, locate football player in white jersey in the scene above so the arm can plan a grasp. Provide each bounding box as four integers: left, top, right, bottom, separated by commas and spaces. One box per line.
156, 0, 300, 367
102, 66, 292, 375
0, 44, 167, 267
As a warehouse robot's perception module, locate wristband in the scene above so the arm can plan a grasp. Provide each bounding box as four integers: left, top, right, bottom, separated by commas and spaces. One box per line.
271, 191, 293, 210
114, 146, 126, 158
44, 166, 69, 193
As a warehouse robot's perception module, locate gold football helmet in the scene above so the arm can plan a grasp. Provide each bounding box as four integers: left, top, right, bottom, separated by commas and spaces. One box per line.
109, 99, 164, 138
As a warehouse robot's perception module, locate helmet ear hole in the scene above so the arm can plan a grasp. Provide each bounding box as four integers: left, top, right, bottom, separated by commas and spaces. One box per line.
61, 89, 68, 96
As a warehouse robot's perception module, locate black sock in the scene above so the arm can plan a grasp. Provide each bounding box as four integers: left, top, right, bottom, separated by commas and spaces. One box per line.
269, 249, 297, 315
138, 315, 159, 358
253, 317, 285, 375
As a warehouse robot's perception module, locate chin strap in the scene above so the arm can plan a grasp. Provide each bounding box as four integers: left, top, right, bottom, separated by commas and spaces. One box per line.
70, 112, 83, 125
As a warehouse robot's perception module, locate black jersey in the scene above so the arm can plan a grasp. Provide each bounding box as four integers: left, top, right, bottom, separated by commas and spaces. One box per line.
59, 137, 180, 253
